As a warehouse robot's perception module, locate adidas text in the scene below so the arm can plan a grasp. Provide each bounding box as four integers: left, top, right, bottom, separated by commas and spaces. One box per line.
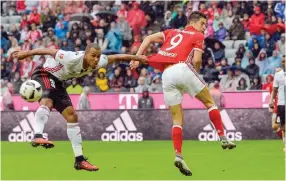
198, 130, 242, 141
101, 131, 143, 141
8, 132, 48, 142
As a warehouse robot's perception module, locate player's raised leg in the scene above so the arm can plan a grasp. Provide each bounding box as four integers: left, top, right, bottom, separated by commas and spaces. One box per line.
61, 105, 99, 171
195, 87, 236, 149
169, 104, 192, 176
31, 98, 55, 148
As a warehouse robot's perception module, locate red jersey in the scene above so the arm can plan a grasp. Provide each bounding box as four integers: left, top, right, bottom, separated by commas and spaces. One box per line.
148, 26, 204, 71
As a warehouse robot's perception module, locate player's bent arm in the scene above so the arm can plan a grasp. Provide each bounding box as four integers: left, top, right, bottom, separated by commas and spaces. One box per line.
13, 48, 58, 60
270, 87, 278, 108
192, 50, 203, 72
136, 32, 164, 55
107, 54, 148, 64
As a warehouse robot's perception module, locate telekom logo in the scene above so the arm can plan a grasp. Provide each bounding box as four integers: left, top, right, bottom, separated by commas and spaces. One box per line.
262, 92, 270, 108
119, 94, 138, 109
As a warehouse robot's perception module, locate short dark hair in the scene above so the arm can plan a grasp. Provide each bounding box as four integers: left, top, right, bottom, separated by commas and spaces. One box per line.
86, 43, 100, 50
188, 11, 207, 23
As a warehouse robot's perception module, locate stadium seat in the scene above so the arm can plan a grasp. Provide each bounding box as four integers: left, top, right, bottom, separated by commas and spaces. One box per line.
9, 16, 21, 24
222, 40, 234, 49
1, 16, 9, 24
245, 32, 251, 41
227, 57, 235, 65
225, 49, 237, 59
13, 23, 20, 30
2, 23, 10, 32
234, 40, 247, 49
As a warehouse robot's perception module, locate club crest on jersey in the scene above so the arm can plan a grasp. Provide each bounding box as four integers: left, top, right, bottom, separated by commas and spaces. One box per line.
59, 54, 64, 59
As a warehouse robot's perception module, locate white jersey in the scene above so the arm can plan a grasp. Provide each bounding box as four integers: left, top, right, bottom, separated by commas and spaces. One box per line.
42, 50, 108, 81
273, 69, 286, 105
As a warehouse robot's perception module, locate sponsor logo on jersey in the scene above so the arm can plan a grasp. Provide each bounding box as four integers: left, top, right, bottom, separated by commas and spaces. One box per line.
8, 112, 48, 142
101, 111, 143, 142
198, 110, 242, 141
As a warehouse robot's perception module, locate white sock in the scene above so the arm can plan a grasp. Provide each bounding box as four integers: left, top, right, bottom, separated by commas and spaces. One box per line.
34, 105, 50, 135
67, 123, 83, 157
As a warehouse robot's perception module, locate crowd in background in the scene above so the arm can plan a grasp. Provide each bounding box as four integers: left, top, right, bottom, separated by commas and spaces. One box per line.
1, 0, 285, 98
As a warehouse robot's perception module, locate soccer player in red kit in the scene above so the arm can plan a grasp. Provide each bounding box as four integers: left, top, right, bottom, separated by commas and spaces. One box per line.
130, 11, 236, 176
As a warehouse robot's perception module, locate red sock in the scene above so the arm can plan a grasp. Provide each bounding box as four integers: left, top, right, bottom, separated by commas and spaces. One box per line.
208, 106, 225, 137
172, 125, 182, 154
276, 128, 283, 138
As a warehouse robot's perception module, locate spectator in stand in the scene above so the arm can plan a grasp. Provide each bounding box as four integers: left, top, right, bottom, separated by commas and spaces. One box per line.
236, 2, 252, 18
256, 49, 268, 75
127, 2, 147, 36
117, 14, 132, 48
74, 38, 85, 51
236, 77, 248, 91
12, 72, 23, 94
209, 81, 224, 109
262, 74, 274, 91
138, 88, 154, 109
130, 35, 141, 55
252, 42, 261, 58
28, 7, 41, 25
21, 38, 32, 51
66, 78, 83, 94
228, 17, 245, 40
77, 86, 91, 110
264, 32, 276, 57
241, 14, 250, 31
60, 38, 74, 51
43, 27, 59, 47
10, 24, 21, 41
16, 0, 26, 14
2, 83, 15, 111
117, 4, 128, 19
215, 22, 227, 42
263, 50, 282, 75
203, 57, 218, 83
96, 68, 109, 92
20, 57, 35, 78
163, 10, 172, 29
109, 67, 124, 90
217, 58, 229, 75
206, 19, 215, 38
64, 1, 76, 20
54, 14, 68, 40
250, 77, 262, 90
213, 42, 225, 62
124, 69, 137, 90
241, 50, 253, 69
1, 63, 12, 82
235, 44, 246, 59
213, 12, 223, 32
171, 7, 187, 29
140, 68, 151, 85
274, 2, 285, 20
135, 77, 149, 93
106, 22, 122, 52
220, 68, 235, 91
7, 37, 20, 58
277, 33, 285, 55
81, 72, 96, 92
233, 67, 251, 89
250, 6, 265, 30
223, 10, 234, 30
149, 75, 163, 93
28, 23, 41, 43
94, 29, 108, 52
245, 57, 260, 80
25, 0, 39, 13
20, 25, 30, 42
20, 14, 29, 29
11, 55, 21, 74
41, 9, 57, 33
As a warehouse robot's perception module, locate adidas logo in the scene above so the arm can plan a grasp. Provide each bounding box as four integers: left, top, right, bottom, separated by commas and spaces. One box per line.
8, 112, 48, 142
101, 111, 143, 142
198, 110, 242, 141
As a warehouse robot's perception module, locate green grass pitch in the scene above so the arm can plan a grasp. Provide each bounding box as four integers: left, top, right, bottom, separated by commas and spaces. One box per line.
1, 140, 285, 180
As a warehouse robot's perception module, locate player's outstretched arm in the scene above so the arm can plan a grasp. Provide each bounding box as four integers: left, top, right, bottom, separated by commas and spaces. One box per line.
12, 48, 58, 60
107, 54, 148, 64
136, 32, 164, 56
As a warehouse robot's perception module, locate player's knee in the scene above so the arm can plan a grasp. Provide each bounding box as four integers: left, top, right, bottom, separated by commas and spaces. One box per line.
66, 112, 78, 123
272, 123, 279, 131
40, 98, 53, 111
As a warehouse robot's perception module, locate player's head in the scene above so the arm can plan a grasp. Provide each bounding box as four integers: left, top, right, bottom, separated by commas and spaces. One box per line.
84, 43, 101, 69
188, 11, 207, 33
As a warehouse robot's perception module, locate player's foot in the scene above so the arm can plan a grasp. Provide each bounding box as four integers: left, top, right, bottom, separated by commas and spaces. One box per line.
31, 134, 54, 149
174, 155, 192, 176
221, 140, 236, 150
74, 157, 99, 171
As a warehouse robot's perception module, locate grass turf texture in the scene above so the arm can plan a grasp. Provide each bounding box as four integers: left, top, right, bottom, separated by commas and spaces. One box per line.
1, 140, 285, 180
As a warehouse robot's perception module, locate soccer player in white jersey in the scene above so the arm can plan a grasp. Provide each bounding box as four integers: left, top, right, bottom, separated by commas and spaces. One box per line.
12, 43, 147, 171
269, 56, 286, 152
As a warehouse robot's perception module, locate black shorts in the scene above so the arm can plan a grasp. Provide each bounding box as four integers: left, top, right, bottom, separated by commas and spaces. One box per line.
277, 105, 285, 126
31, 66, 72, 113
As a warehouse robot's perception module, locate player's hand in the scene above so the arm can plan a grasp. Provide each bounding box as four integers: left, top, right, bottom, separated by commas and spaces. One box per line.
11, 50, 26, 60
269, 102, 274, 109
130, 60, 140, 70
